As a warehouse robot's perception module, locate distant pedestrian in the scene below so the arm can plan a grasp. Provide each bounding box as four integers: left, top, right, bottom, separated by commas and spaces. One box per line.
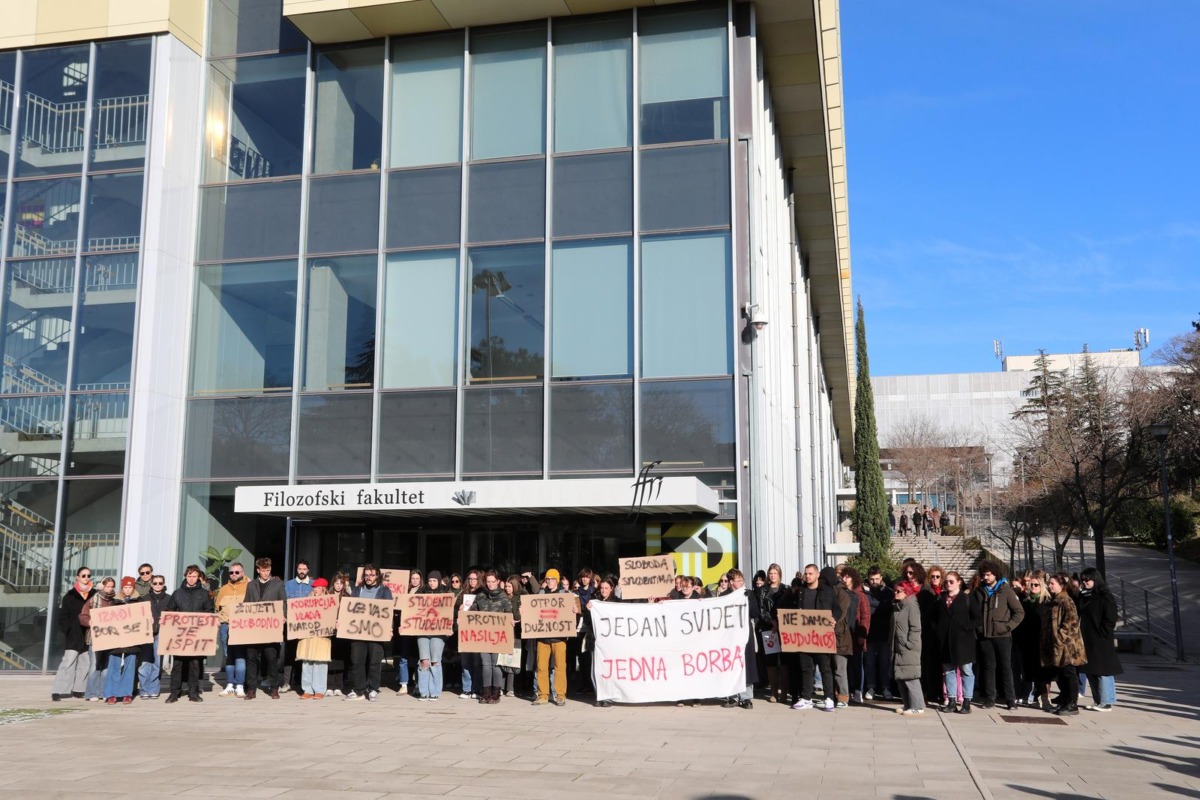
899, 512, 909, 535
888, 507, 897, 531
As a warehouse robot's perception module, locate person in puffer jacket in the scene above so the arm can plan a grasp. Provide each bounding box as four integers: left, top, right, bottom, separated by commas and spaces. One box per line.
469, 570, 513, 705
164, 565, 214, 703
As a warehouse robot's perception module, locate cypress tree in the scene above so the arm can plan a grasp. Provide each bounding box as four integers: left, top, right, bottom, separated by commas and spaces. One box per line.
851, 298, 889, 563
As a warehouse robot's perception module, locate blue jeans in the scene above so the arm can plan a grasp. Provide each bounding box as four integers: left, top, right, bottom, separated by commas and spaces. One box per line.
461, 655, 473, 694
397, 654, 409, 686
417, 637, 445, 698
301, 662, 328, 695
138, 637, 161, 696
1087, 674, 1116, 705
85, 646, 106, 699
943, 662, 975, 702
104, 653, 137, 698
218, 623, 246, 686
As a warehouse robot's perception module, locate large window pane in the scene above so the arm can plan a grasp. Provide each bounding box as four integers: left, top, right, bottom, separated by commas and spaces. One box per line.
307, 174, 380, 254
74, 254, 139, 389
383, 251, 457, 388
640, 144, 729, 232
184, 396, 291, 478
378, 390, 456, 476
204, 54, 306, 182
192, 260, 296, 395
552, 151, 631, 237
471, 27, 546, 160
554, 18, 631, 153
467, 245, 544, 383
7, 177, 81, 257
550, 382, 632, 473
198, 180, 301, 261
303, 256, 377, 391
16, 45, 90, 177
463, 386, 542, 474
2, 256, 74, 393
0, 480, 58, 670
639, 7, 728, 144
67, 391, 128, 475
313, 42, 384, 174
0, 397, 64, 475
386, 166, 460, 249
91, 39, 152, 171
0, 53, 16, 173
640, 379, 734, 468
84, 172, 144, 252
551, 240, 630, 379
467, 159, 544, 243
390, 34, 463, 168
641, 233, 731, 377
209, 0, 306, 58
297, 393, 372, 477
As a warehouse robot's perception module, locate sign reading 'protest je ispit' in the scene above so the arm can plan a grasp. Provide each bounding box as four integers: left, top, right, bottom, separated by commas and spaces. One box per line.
778, 609, 836, 654
618, 555, 675, 600
286, 594, 339, 640
458, 611, 514, 654
397, 593, 455, 636
229, 601, 284, 645
519, 594, 576, 639
159, 612, 220, 656
91, 602, 153, 650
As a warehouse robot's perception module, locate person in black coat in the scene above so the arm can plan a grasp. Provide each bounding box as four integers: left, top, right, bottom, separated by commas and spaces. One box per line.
720, 569, 759, 709
864, 567, 894, 700
164, 564, 215, 703
1077, 567, 1122, 711
936, 571, 981, 713
51, 567, 95, 700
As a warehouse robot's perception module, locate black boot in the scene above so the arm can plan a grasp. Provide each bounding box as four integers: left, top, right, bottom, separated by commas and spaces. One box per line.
956, 699, 971, 714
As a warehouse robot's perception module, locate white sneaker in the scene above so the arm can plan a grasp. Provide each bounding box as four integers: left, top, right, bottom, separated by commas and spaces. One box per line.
791, 698, 813, 710
460, 692, 476, 700
397, 684, 407, 695
823, 697, 835, 711
901, 708, 925, 715
343, 691, 360, 701
235, 685, 245, 698
220, 685, 236, 697
367, 690, 379, 702
864, 690, 875, 701
328, 689, 342, 697
836, 701, 848, 708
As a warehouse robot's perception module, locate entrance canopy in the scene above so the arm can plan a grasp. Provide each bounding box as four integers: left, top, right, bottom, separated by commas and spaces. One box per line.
234, 477, 719, 519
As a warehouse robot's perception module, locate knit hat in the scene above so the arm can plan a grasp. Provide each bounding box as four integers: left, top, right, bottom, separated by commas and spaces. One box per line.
545, 568, 561, 581
428, 570, 442, 581
311, 577, 328, 589
120, 576, 137, 590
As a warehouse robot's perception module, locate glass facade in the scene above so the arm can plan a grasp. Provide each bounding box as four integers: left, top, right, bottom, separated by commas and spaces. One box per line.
0, 39, 151, 670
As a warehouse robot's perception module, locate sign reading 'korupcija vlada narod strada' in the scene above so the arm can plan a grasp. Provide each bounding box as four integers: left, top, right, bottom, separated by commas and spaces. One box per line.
232, 479, 721, 517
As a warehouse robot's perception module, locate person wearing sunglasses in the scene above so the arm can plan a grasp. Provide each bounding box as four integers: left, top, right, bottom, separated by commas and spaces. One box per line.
51, 566, 96, 701
134, 563, 155, 598
919, 567, 946, 708
935, 571, 980, 713
214, 563, 250, 697
1014, 570, 1054, 711
138, 574, 171, 699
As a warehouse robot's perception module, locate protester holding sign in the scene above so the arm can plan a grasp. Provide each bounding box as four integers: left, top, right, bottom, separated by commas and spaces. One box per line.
394, 569, 424, 696
100, 577, 147, 704
242, 557, 286, 700
296, 578, 332, 699
81, 576, 116, 701
215, 563, 249, 697
414, 571, 452, 701
454, 569, 483, 699
137, 574, 170, 699
282, 560, 314, 693
327, 572, 353, 696
344, 564, 393, 702
531, 569, 575, 707
502, 575, 525, 697
719, 569, 759, 709
587, 575, 620, 707
464, 570, 512, 704
791, 564, 836, 711
164, 565, 214, 703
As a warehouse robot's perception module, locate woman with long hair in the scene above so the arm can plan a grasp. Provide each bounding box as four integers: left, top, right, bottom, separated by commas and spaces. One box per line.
918, 565, 946, 707
935, 571, 980, 713
502, 575, 524, 698
416, 571, 452, 701
757, 563, 788, 703
1040, 572, 1087, 716
1077, 567, 1122, 711
1015, 570, 1055, 711
326, 572, 352, 696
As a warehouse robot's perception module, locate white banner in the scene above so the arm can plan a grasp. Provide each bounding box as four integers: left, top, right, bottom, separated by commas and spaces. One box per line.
590, 592, 749, 704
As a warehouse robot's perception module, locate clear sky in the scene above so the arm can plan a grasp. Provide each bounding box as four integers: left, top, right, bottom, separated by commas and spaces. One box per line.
842, 1, 1200, 376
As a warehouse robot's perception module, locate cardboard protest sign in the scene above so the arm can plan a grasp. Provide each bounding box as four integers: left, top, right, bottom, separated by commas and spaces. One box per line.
397, 592, 455, 636
356, 567, 410, 607
519, 594, 576, 639
336, 596, 394, 642
618, 555, 675, 600
590, 593, 749, 703
159, 611, 220, 657
286, 594, 339, 640
90, 602, 153, 650
778, 609, 836, 654
497, 642, 522, 669
228, 600, 284, 645
458, 611, 514, 654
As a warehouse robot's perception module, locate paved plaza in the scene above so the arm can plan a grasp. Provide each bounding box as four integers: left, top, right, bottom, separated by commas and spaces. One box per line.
0, 655, 1196, 800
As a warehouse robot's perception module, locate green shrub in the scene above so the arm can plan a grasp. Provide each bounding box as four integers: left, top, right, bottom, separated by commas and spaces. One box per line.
842, 549, 905, 583
942, 524, 965, 537
962, 536, 982, 551
1115, 497, 1197, 549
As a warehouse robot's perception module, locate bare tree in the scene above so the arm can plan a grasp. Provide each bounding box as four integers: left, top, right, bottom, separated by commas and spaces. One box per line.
883, 414, 945, 508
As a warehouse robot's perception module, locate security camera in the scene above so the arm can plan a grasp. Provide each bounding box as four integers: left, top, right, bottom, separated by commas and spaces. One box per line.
744, 302, 768, 331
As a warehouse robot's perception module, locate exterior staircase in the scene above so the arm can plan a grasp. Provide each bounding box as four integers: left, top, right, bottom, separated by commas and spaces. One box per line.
890, 531, 982, 576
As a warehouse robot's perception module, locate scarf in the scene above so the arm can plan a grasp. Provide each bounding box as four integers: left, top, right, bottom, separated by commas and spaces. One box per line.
985, 577, 1008, 598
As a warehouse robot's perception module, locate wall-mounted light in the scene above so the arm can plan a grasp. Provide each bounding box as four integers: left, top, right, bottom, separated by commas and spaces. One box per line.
741, 302, 768, 344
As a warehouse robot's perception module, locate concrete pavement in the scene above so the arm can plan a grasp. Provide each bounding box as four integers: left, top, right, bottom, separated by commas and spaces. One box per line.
0, 654, 1197, 800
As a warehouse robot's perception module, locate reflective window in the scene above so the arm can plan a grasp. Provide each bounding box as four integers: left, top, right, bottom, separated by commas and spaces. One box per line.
313, 42, 384, 174
386, 166, 461, 249
16, 45, 90, 177
383, 251, 457, 388
640, 379, 735, 468
208, 0, 307, 58
552, 151, 631, 237
641, 233, 731, 377
467, 244, 544, 383
67, 391, 128, 475
551, 240, 630, 379
462, 386, 542, 474
471, 27, 546, 160
91, 39, 152, 171
378, 390, 456, 476
192, 260, 296, 395
84, 172, 144, 251
7, 177, 82, 258
0, 397, 64, 472
639, 6, 728, 144
297, 393, 372, 477
467, 159, 544, 243
307, 173, 380, 254
204, 54, 306, 182
553, 17, 631, 153
0, 52, 16, 173
184, 396, 292, 478
74, 255, 138, 389
550, 382, 632, 473
0, 481, 57, 668
390, 34, 463, 168
640, 144, 729, 232
198, 180, 301, 261
1, 256, 74, 393
303, 256, 377, 391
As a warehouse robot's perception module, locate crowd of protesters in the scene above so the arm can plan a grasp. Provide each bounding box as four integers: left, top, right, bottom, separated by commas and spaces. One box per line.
50, 555, 1122, 716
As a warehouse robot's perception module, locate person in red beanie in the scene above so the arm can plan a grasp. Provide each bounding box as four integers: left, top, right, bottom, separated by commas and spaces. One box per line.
103, 576, 146, 704
298, 578, 332, 699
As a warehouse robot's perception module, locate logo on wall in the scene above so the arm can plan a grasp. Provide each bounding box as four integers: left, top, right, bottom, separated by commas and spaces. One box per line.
451, 490, 476, 507
628, 461, 664, 518
646, 521, 737, 588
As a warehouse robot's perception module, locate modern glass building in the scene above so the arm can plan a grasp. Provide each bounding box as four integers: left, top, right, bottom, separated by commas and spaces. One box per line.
0, 0, 854, 671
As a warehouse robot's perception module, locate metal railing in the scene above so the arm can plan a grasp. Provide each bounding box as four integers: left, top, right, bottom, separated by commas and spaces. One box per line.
0, 81, 148, 155
92, 94, 149, 151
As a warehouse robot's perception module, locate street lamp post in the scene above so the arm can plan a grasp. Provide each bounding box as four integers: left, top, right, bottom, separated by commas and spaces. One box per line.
985, 454, 994, 546
1149, 422, 1186, 663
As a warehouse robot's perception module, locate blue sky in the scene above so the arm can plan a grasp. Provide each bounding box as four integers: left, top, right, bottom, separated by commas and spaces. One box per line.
842, 1, 1200, 376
